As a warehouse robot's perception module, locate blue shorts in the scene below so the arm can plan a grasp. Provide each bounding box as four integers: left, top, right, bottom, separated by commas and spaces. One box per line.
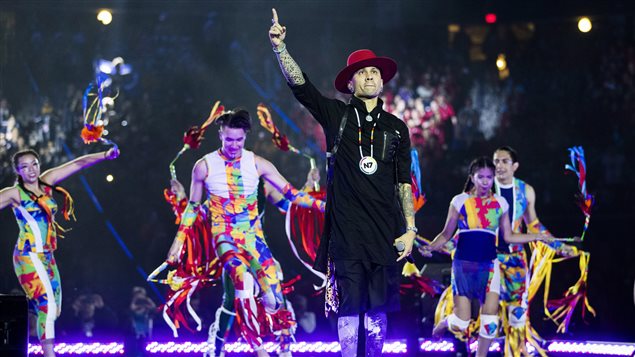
451, 258, 501, 304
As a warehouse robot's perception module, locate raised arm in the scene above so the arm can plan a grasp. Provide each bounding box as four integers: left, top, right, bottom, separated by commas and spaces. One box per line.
41, 147, 119, 186
256, 155, 324, 212
269, 8, 305, 86
0, 186, 20, 210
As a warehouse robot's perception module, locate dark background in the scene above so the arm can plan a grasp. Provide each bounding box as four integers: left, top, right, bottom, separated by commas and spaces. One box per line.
0, 0, 633, 346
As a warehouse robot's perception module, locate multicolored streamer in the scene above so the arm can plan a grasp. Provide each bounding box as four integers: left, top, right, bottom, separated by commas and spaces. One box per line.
147, 103, 227, 336
545, 251, 596, 333
148, 191, 222, 337
284, 190, 327, 290
257, 103, 319, 190
400, 262, 445, 297
81, 75, 119, 148
410, 149, 427, 212
169, 101, 225, 179
257, 103, 297, 154
564, 146, 594, 241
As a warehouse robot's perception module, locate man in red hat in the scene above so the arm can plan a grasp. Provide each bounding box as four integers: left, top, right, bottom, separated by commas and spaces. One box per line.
269, 8, 416, 356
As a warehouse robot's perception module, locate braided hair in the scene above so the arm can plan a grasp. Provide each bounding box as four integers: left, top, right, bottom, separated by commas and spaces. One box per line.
12, 149, 75, 221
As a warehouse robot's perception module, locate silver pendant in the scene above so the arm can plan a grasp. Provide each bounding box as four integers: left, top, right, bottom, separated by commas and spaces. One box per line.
365, 114, 373, 122
359, 156, 378, 175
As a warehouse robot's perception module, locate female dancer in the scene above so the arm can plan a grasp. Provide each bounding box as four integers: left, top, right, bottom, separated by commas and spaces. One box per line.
420, 157, 549, 357
0, 147, 119, 357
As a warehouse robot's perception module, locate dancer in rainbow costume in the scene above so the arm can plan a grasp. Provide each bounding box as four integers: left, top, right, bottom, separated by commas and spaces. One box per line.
421, 157, 551, 357
163, 109, 324, 357
0, 147, 119, 357
427, 147, 590, 357
165, 169, 320, 357
493, 146, 590, 356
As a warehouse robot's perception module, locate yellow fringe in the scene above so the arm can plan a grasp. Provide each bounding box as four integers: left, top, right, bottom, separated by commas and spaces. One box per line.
546, 251, 595, 333
402, 261, 420, 277
528, 239, 595, 333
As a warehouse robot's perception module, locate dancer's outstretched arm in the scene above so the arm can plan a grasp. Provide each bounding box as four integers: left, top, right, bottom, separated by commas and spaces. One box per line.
256, 155, 324, 212
420, 204, 459, 257
524, 183, 576, 256
42, 147, 119, 185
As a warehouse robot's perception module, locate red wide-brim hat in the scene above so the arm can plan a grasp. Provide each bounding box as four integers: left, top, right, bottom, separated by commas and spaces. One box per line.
334, 49, 398, 94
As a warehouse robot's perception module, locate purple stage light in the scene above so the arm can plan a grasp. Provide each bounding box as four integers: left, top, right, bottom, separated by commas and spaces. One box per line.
468, 340, 506, 352
547, 341, 635, 356
417, 339, 505, 353
145, 340, 407, 354
26, 339, 634, 355
28, 342, 124, 355
419, 339, 455, 352
417, 339, 634, 356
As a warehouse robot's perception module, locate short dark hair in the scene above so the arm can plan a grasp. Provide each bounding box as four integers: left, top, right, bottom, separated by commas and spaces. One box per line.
495, 146, 518, 163
216, 108, 251, 132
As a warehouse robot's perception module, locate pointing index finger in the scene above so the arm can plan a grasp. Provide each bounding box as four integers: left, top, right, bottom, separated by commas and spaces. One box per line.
272, 8, 279, 24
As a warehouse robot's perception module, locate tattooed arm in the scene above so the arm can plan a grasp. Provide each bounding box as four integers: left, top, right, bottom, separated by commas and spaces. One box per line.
268, 8, 305, 86
394, 183, 416, 262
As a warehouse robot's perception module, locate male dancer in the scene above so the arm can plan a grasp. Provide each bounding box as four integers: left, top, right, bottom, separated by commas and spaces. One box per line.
165, 109, 324, 357
493, 146, 576, 356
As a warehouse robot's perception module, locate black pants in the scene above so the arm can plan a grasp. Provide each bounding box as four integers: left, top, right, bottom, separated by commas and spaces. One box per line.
334, 259, 401, 316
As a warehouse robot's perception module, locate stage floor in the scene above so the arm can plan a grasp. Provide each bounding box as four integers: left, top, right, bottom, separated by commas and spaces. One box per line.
22, 338, 635, 356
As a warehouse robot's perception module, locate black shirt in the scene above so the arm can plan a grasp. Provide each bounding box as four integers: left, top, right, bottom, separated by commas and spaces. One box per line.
291, 74, 411, 266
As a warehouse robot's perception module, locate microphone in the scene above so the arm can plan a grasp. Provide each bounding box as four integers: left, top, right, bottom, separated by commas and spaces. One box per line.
395, 240, 415, 264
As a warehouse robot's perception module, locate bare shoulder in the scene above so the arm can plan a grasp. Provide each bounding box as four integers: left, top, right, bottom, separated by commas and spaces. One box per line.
0, 185, 20, 207
254, 154, 274, 169
254, 153, 269, 162
524, 182, 536, 199
192, 159, 209, 180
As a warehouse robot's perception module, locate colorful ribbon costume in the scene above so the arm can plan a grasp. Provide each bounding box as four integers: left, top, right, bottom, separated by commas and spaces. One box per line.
432, 177, 592, 356
164, 148, 324, 355
12, 184, 74, 342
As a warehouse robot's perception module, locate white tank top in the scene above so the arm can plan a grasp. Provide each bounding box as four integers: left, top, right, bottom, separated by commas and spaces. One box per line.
203, 149, 259, 198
